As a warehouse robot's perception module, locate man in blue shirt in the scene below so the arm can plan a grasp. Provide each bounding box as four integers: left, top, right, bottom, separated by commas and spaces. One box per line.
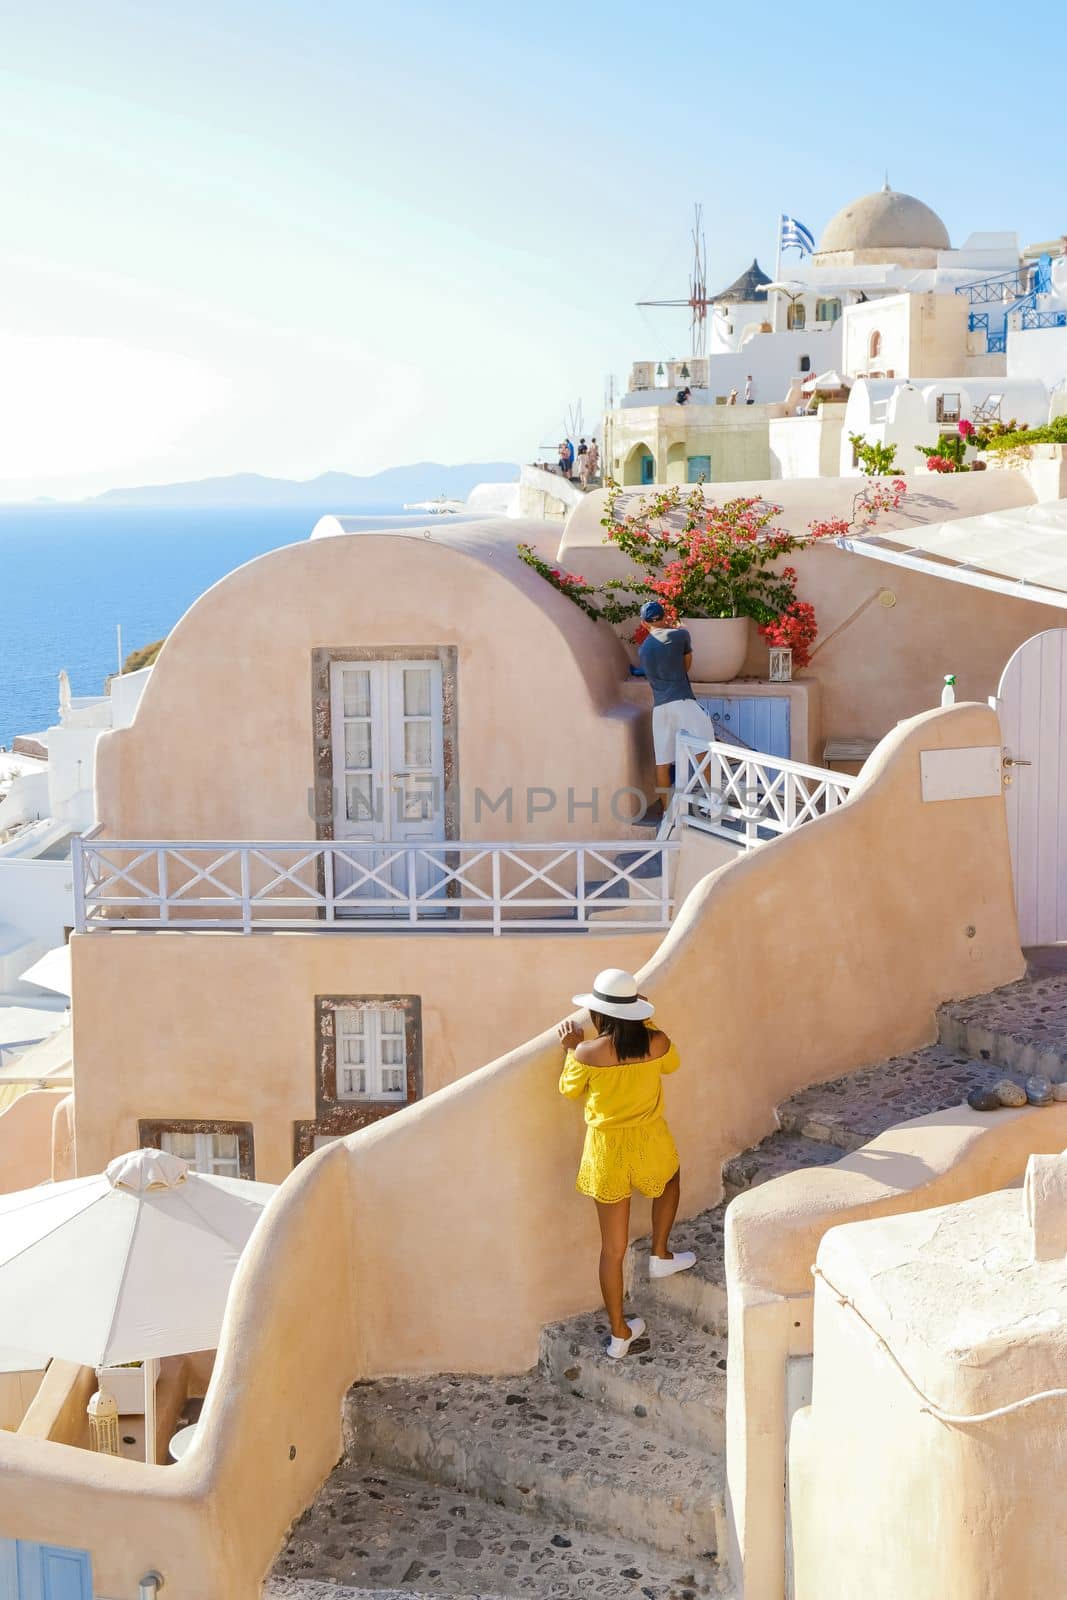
637, 600, 717, 795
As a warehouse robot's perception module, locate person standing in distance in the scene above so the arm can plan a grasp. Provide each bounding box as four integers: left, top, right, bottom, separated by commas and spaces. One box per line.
637, 600, 718, 799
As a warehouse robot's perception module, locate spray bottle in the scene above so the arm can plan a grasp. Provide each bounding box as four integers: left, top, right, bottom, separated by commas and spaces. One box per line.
941, 674, 957, 707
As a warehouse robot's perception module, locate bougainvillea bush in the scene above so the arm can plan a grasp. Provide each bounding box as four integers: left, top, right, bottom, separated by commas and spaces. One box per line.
518, 479, 907, 672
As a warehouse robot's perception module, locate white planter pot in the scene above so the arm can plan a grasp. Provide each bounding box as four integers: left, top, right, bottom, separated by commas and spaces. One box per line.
95, 1363, 146, 1414
683, 616, 750, 681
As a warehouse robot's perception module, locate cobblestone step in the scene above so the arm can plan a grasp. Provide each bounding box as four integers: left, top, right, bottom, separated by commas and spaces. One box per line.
628, 1131, 845, 1330
539, 1306, 727, 1455
268, 1466, 732, 1598
938, 974, 1067, 1082
721, 1130, 844, 1202
343, 1374, 726, 1562
776, 1042, 1015, 1152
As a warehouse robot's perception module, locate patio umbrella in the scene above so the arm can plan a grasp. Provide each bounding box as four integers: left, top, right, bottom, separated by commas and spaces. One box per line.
19, 943, 72, 998
802, 369, 853, 394
0, 1148, 276, 1461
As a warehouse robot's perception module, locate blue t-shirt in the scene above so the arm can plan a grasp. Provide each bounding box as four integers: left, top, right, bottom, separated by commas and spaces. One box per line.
638, 627, 695, 707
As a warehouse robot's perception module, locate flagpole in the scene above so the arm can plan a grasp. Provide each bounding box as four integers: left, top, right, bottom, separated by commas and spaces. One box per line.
773, 213, 783, 334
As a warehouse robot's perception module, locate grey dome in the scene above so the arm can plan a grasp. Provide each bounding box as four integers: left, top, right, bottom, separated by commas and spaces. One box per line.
819, 187, 950, 254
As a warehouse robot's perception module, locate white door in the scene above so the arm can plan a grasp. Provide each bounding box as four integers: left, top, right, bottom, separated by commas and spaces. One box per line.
329, 660, 445, 910
997, 629, 1067, 945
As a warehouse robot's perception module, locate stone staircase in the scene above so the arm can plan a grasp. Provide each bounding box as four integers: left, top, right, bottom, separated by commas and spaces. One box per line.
266, 971, 1067, 1600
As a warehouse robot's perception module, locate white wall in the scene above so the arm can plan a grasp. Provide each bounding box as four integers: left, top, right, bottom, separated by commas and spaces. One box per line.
0, 857, 74, 950
1007, 326, 1067, 392
108, 667, 152, 731
622, 328, 841, 411
769, 407, 847, 479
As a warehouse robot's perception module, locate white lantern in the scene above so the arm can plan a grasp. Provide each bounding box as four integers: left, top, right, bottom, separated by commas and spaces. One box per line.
769, 647, 793, 682
87, 1388, 120, 1455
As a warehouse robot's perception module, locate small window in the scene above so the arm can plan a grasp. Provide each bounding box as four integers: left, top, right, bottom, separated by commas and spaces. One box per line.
799, 355, 811, 373
295, 995, 423, 1166
336, 1005, 408, 1101
816, 297, 842, 324
936, 391, 961, 423
139, 1120, 255, 1179
787, 301, 806, 330
868, 331, 882, 360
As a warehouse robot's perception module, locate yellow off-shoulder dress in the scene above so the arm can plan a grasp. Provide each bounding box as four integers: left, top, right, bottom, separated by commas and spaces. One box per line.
559, 1035, 681, 1204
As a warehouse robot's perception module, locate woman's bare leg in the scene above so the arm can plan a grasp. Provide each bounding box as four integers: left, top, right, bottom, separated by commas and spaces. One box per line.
651, 1169, 681, 1259
594, 1197, 632, 1339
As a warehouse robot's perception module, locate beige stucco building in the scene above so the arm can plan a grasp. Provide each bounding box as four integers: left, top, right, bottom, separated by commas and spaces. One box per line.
2, 459, 1066, 1599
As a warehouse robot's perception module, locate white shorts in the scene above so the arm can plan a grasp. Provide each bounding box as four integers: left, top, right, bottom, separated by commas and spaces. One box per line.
651, 698, 717, 764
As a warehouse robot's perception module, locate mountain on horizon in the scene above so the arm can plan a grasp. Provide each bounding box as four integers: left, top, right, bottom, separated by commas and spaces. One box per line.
90, 461, 520, 508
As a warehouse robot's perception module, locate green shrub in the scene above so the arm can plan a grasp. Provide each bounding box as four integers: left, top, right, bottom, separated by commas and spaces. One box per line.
121, 638, 166, 673
984, 414, 1067, 451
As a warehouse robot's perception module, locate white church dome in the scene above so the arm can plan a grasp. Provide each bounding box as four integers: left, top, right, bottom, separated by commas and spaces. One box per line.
818, 185, 950, 255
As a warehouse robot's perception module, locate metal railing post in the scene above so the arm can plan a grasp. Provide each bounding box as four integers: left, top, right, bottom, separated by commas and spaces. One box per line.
491, 850, 502, 935
157, 849, 169, 923
71, 833, 86, 933
323, 846, 335, 923
239, 848, 252, 934
408, 848, 418, 924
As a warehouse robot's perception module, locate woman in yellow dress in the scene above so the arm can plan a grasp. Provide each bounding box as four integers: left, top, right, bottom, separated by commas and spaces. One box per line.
557, 967, 696, 1358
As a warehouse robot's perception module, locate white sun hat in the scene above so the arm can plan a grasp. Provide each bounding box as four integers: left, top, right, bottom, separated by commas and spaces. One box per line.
572, 968, 654, 1022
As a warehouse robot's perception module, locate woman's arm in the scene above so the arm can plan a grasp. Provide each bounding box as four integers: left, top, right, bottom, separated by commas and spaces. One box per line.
556, 1019, 590, 1098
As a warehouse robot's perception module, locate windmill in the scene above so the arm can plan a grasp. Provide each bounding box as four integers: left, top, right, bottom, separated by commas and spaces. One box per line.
637, 204, 711, 359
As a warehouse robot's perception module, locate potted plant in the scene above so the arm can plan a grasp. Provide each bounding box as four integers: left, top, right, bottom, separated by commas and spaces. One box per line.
601, 486, 832, 679
517, 479, 908, 680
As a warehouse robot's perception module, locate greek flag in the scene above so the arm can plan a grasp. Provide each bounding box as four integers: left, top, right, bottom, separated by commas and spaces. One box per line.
780, 215, 815, 256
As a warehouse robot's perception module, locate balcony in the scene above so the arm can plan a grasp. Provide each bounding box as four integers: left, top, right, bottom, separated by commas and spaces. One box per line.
72, 835, 677, 935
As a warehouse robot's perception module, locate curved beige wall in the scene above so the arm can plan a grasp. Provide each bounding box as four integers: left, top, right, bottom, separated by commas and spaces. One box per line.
0, 1089, 68, 1194
0, 704, 1025, 1597
95, 519, 647, 843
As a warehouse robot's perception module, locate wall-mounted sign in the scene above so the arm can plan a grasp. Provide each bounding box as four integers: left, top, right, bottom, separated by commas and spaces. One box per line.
920, 746, 1002, 802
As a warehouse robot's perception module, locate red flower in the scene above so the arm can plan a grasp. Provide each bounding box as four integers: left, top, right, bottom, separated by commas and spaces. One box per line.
958, 419, 975, 438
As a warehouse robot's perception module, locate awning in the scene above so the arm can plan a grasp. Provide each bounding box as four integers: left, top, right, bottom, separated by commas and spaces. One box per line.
838, 498, 1067, 608
0, 1024, 73, 1087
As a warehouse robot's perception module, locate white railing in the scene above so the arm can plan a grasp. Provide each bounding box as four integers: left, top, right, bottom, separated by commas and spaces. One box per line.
71, 833, 677, 935
669, 734, 857, 848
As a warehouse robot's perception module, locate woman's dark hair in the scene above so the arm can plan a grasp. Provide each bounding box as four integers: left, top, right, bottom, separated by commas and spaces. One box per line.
590, 1011, 651, 1062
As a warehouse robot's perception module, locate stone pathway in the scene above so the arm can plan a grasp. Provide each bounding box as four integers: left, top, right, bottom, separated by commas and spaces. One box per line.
939, 974, 1067, 1079
266, 973, 1067, 1598
268, 1465, 731, 1598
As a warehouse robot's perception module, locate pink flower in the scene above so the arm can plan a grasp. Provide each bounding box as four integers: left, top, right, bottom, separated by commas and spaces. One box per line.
958, 419, 975, 438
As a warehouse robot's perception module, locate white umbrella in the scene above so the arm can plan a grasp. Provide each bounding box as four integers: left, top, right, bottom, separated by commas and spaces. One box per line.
802, 369, 853, 394
0, 1148, 276, 1460
19, 943, 72, 998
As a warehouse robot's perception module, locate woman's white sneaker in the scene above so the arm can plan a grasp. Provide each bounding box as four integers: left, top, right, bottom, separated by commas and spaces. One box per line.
649, 1250, 696, 1279
604, 1316, 646, 1359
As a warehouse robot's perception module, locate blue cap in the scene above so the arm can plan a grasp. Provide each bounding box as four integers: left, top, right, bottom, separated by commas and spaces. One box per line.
640, 600, 666, 623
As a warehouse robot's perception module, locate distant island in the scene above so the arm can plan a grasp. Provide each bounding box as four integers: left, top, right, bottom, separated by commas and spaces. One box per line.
89, 461, 519, 509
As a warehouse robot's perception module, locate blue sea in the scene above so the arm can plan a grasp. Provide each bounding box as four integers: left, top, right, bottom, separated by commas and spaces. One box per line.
0, 504, 400, 746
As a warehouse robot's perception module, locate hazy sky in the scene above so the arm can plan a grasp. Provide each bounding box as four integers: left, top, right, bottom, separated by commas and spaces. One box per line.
2, 0, 1065, 499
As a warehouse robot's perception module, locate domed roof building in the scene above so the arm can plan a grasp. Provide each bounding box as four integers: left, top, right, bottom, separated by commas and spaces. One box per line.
815, 183, 951, 267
